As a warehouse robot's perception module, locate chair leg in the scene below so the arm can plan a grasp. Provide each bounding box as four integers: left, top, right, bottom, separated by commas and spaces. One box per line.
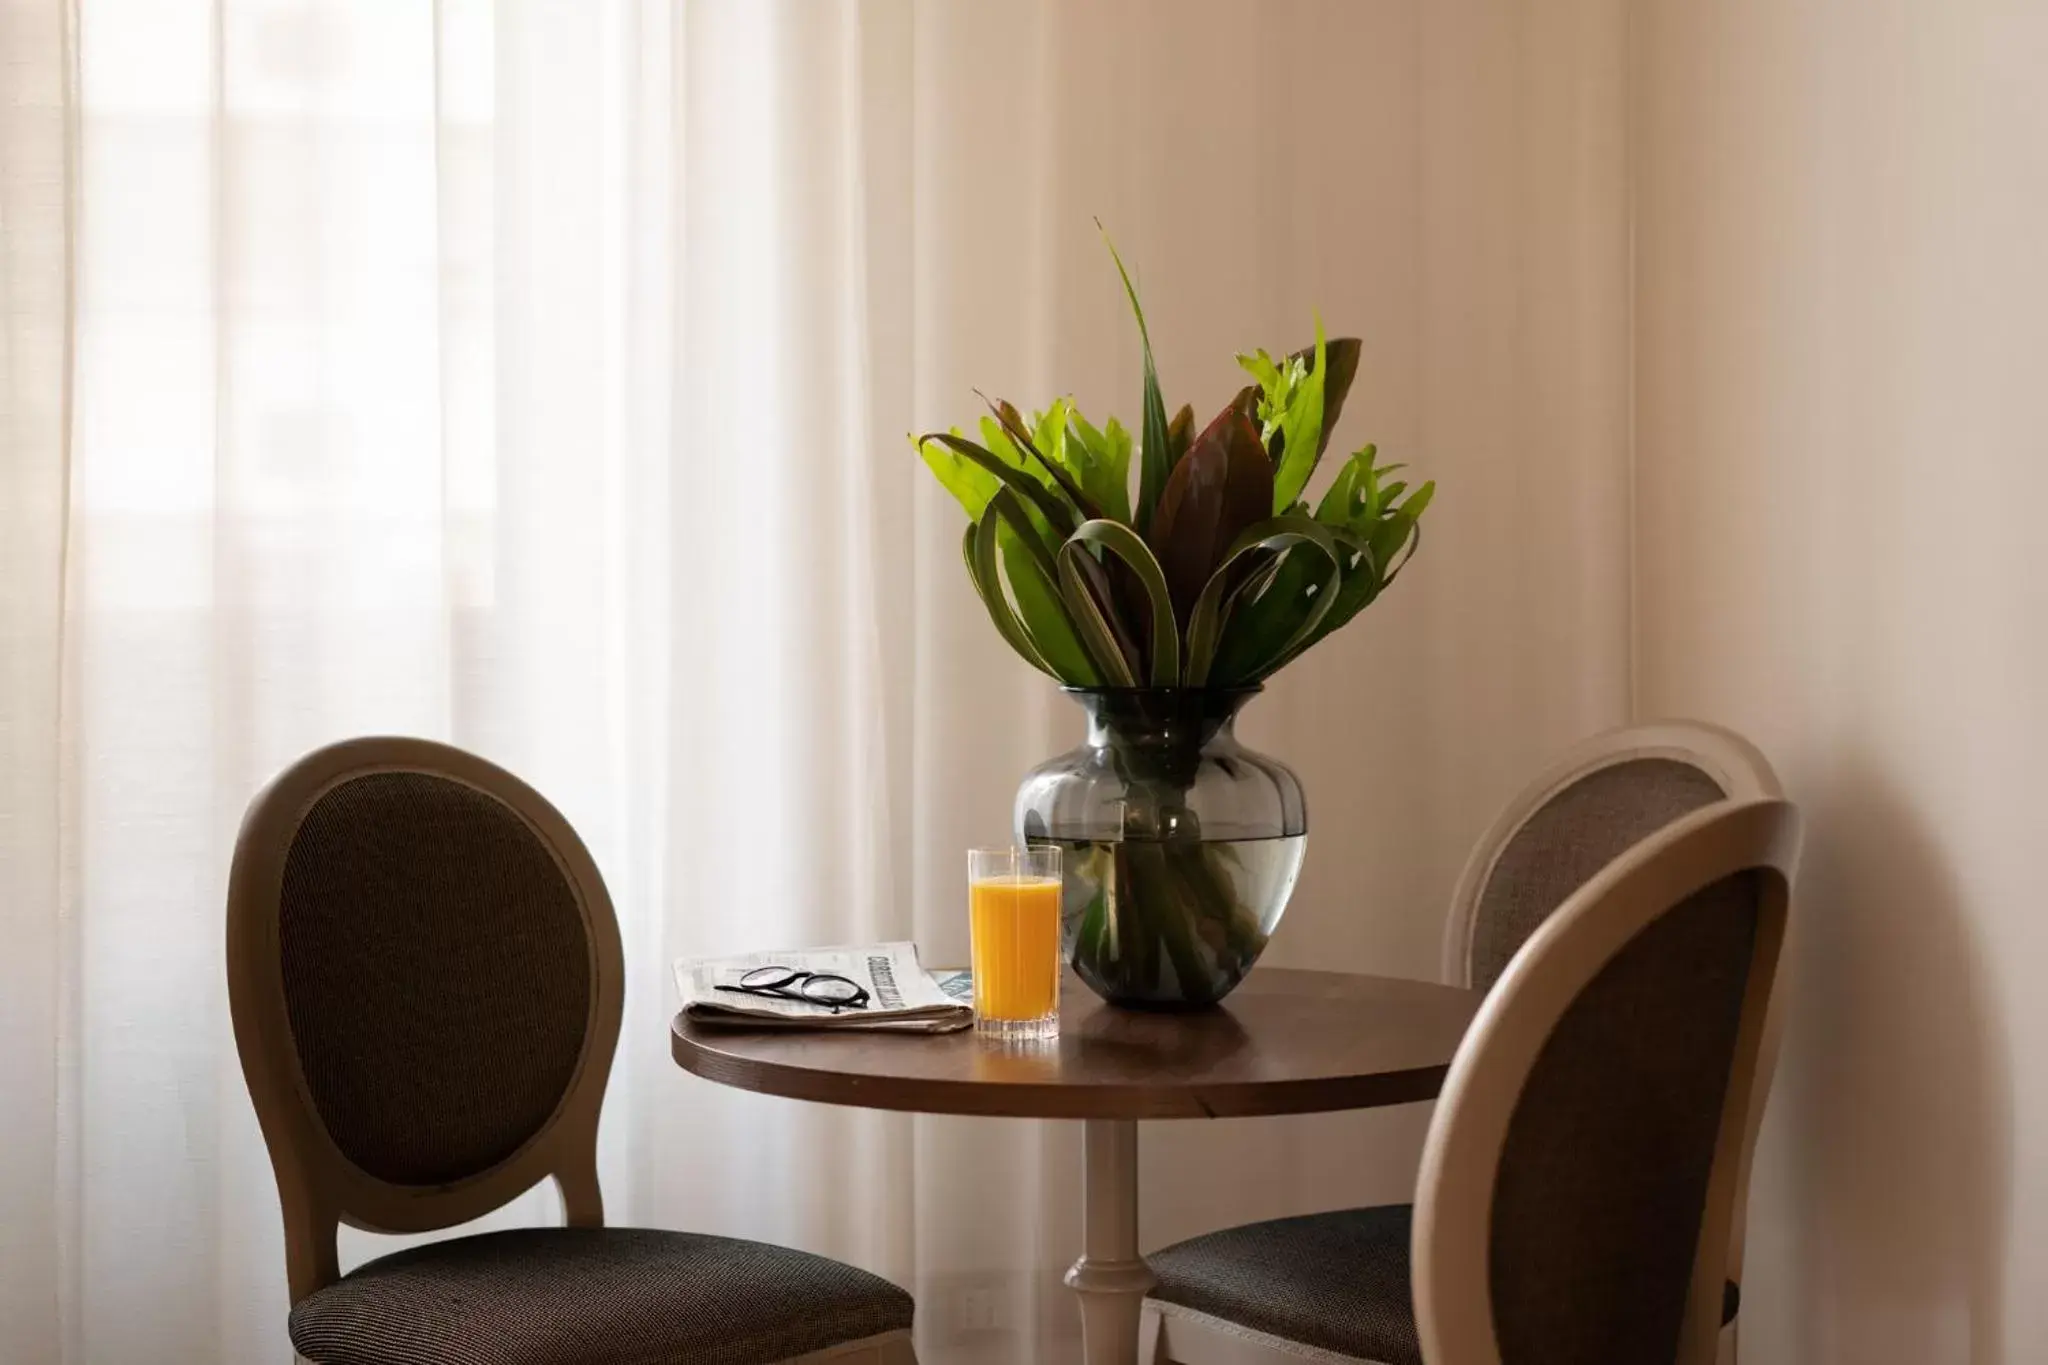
879, 1333, 919, 1365
1139, 1300, 1167, 1363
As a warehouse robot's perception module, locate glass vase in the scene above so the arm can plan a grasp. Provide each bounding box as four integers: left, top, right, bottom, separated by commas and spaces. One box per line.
1014, 687, 1306, 1008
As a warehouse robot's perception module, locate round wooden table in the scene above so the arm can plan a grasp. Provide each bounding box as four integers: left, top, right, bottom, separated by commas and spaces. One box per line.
671, 967, 1479, 1365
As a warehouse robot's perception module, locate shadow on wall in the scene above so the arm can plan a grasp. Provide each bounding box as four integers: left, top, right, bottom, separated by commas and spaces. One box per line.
1784, 760, 2012, 1364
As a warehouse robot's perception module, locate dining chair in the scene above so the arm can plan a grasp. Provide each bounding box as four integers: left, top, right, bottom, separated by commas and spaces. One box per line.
1137, 797, 1800, 1365
1440, 720, 1780, 993
227, 736, 917, 1365
1438, 719, 1781, 1359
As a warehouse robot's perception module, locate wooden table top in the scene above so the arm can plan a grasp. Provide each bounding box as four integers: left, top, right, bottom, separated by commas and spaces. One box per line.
670, 967, 1480, 1121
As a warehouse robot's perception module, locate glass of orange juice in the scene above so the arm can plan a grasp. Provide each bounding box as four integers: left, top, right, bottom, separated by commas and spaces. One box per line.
968, 845, 1063, 1040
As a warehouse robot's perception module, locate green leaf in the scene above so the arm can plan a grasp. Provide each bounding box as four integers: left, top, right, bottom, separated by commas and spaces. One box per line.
1271, 319, 1329, 511
917, 430, 1001, 520
968, 510, 1056, 678
976, 488, 1106, 685
1065, 409, 1134, 524
1372, 481, 1432, 586
982, 393, 1102, 523
1242, 463, 1437, 671
1030, 402, 1068, 458
1313, 450, 1365, 528
1235, 348, 1283, 393
999, 517, 1104, 683
1304, 336, 1361, 462
973, 412, 1061, 510
1147, 400, 1275, 624
1399, 478, 1434, 518
1247, 328, 1362, 513
1243, 351, 1305, 463
918, 431, 1078, 542
1186, 516, 1343, 685
1316, 445, 1406, 539
1101, 224, 1174, 536
1272, 531, 1379, 669
1059, 519, 1181, 686
1209, 515, 1362, 684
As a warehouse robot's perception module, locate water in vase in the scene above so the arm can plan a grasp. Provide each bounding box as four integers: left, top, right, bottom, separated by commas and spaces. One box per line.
1039, 833, 1307, 1009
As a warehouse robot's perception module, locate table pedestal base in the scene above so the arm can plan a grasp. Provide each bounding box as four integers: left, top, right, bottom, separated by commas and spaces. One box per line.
1066, 1119, 1157, 1365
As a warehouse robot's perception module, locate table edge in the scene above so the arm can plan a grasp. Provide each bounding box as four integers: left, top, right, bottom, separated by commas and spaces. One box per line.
669, 1016, 1456, 1120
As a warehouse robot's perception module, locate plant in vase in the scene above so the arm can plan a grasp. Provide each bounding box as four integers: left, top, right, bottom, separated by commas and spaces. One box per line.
914, 233, 1433, 1008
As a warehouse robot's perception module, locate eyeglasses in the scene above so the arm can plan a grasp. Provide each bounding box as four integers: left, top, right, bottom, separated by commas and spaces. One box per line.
715, 966, 871, 1012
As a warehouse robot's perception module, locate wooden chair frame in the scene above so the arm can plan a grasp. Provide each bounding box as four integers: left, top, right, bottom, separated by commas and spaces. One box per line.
228, 737, 921, 1365
1414, 797, 1800, 1365
1142, 797, 1798, 1365
1438, 719, 1783, 1364
226, 736, 626, 1304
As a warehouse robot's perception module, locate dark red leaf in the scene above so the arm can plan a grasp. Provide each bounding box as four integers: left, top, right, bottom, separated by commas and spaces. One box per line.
1148, 403, 1275, 624
1166, 404, 1195, 469
1103, 556, 1155, 679
1068, 544, 1144, 677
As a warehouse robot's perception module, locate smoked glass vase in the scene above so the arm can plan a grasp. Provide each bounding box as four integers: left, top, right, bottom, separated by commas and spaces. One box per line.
1014, 687, 1306, 1008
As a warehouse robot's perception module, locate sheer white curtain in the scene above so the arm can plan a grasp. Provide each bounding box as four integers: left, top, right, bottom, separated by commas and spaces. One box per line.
1, 2, 1632, 1361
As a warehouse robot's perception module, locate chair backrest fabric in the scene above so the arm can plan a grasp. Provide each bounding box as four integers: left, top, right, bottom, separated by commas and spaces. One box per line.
1468, 758, 1725, 991
1487, 868, 1762, 1360
276, 768, 593, 1186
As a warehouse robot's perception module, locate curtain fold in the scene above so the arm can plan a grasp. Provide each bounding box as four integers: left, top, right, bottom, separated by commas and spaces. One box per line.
2, 2, 1631, 1361
0, 0, 73, 1352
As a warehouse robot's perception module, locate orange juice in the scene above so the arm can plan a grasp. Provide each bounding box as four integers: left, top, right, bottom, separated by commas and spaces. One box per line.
969, 875, 1062, 1021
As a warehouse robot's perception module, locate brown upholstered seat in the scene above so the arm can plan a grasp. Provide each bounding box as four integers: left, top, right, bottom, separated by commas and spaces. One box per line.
1148, 1207, 1740, 1365
1149, 1205, 1421, 1364
289, 1227, 913, 1365
228, 739, 917, 1365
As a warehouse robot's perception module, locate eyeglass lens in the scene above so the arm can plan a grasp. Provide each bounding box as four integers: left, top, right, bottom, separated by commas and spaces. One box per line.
801, 975, 862, 1004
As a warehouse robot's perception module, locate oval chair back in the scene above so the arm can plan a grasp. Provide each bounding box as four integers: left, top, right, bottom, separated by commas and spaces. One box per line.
226, 737, 623, 1303
1442, 721, 1780, 993
1415, 798, 1800, 1365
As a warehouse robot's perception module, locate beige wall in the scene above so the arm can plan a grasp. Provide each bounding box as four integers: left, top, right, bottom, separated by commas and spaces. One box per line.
1635, 1, 2047, 1359
1106, 0, 1635, 1256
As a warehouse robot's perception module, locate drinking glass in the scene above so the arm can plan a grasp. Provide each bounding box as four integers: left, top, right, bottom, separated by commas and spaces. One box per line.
968, 845, 1062, 1040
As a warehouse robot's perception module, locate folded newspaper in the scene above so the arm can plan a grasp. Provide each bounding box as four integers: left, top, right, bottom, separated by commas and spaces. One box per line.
674, 941, 974, 1033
